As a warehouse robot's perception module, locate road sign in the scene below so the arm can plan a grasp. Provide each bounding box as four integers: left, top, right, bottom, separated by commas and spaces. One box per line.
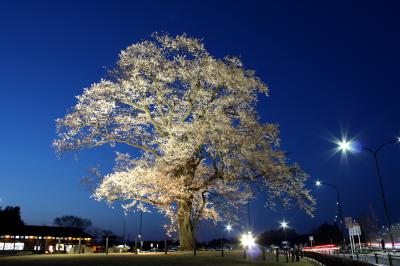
309, 236, 314, 241
349, 225, 361, 236
345, 217, 353, 229
348, 222, 362, 255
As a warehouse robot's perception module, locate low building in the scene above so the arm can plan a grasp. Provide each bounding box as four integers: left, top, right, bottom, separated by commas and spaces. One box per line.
0, 225, 93, 254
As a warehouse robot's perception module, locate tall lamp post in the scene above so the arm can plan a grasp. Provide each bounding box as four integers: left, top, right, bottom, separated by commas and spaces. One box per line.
247, 201, 251, 230
221, 224, 232, 257
240, 231, 255, 259
123, 212, 127, 247
280, 220, 288, 244
139, 210, 143, 251
315, 180, 346, 247
135, 210, 143, 253
280, 221, 289, 261
337, 137, 400, 249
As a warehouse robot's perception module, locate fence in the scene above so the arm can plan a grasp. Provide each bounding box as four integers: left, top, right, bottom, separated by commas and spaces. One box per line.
336, 252, 400, 266
305, 251, 400, 266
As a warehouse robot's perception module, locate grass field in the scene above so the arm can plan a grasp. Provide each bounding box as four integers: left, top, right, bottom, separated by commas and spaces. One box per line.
0, 250, 314, 266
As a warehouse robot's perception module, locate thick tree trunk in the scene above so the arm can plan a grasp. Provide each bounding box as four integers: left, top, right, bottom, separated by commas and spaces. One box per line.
178, 201, 195, 251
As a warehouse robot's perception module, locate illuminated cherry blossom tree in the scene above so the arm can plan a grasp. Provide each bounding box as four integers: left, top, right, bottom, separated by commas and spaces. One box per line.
54, 33, 315, 250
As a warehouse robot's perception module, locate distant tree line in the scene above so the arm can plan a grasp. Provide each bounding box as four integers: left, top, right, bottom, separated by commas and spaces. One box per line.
53, 215, 92, 230
0, 206, 24, 229
1, 205, 384, 246
0, 206, 115, 243
52, 215, 117, 242
257, 222, 342, 247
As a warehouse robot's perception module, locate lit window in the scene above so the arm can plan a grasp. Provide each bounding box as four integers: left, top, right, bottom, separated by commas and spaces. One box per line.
15, 243, 24, 250
3, 242, 24, 250
3, 243, 13, 250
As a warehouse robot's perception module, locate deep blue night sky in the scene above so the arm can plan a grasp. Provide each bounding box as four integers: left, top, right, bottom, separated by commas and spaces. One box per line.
0, 0, 399, 241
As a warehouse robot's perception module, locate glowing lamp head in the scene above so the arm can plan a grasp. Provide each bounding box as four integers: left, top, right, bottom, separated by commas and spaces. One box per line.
226, 224, 232, 232
315, 180, 322, 187
338, 139, 352, 152
280, 221, 288, 229
240, 232, 255, 247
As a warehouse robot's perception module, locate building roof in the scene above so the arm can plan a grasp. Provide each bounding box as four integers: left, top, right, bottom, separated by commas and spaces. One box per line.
0, 225, 92, 238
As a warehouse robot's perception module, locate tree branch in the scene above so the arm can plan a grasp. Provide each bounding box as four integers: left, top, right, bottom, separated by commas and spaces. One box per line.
118, 100, 167, 136
133, 195, 166, 207
104, 135, 160, 157
181, 100, 193, 123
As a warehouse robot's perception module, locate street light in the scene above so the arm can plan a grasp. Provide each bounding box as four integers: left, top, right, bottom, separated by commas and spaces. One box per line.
139, 210, 143, 251
336, 137, 400, 249
221, 224, 233, 257
135, 210, 143, 253
240, 231, 255, 248
315, 180, 346, 247
241, 231, 255, 259
280, 221, 288, 229
123, 212, 127, 247
279, 220, 289, 249
337, 139, 353, 152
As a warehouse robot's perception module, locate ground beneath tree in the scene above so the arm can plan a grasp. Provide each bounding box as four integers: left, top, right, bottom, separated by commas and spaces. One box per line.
0, 251, 313, 266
